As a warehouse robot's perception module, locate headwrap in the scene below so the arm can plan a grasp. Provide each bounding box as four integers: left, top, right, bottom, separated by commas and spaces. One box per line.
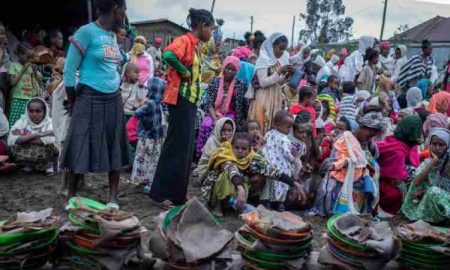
325, 49, 336, 61
208, 141, 258, 171
255, 32, 289, 70
314, 55, 326, 68
427, 128, 450, 149
215, 56, 241, 116
423, 113, 448, 138
379, 41, 391, 51
358, 36, 376, 55
417, 79, 431, 100
232, 46, 252, 60
406, 87, 423, 108
202, 117, 236, 161
399, 108, 416, 118
154, 37, 162, 45
339, 48, 348, 57
358, 111, 387, 130
318, 94, 337, 121
130, 36, 147, 63
428, 91, 450, 115
394, 115, 423, 145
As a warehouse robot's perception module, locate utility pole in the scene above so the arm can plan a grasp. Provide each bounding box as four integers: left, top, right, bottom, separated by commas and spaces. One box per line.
211, 0, 216, 13
380, 0, 388, 40
291, 15, 296, 49
250, 16, 254, 33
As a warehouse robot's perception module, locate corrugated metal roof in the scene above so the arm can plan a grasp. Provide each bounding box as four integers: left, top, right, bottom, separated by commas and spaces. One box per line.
393, 16, 450, 43
131, 18, 189, 32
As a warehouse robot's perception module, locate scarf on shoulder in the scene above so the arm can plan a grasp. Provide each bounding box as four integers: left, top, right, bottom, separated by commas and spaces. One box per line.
208, 141, 259, 171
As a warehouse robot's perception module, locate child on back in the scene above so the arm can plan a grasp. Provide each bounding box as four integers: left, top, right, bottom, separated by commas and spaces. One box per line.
8, 97, 58, 175
261, 110, 305, 211
8, 43, 42, 127
131, 77, 166, 192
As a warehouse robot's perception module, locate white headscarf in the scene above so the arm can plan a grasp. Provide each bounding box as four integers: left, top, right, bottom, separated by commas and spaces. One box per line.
255, 32, 289, 70
289, 46, 311, 69
406, 87, 423, 108
359, 36, 376, 55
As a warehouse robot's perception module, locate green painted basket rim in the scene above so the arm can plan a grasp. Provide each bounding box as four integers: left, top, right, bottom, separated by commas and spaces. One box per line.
65, 197, 108, 212
327, 214, 371, 252
242, 251, 286, 269
0, 225, 57, 246
0, 229, 57, 256
67, 213, 99, 234
65, 241, 104, 256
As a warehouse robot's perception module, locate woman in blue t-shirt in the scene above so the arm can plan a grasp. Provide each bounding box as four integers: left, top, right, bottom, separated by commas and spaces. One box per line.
61, 0, 128, 209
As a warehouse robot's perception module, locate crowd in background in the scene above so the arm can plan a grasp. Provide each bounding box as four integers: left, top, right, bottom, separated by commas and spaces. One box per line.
1, 0, 450, 222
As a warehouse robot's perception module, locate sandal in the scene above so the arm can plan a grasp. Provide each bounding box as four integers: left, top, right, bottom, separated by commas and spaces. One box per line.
154, 200, 174, 210
106, 202, 120, 210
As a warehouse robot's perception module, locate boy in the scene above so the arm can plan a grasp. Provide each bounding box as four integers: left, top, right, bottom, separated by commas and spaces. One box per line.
290, 86, 317, 136
260, 110, 305, 211
319, 75, 341, 102
338, 81, 357, 122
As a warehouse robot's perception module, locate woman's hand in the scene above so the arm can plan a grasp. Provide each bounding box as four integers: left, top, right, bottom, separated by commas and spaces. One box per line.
279, 65, 294, 75
236, 185, 247, 213
430, 151, 440, 165
293, 182, 307, 202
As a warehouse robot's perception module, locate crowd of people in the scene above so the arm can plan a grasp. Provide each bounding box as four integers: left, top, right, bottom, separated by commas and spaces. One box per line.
1, 0, 450, 224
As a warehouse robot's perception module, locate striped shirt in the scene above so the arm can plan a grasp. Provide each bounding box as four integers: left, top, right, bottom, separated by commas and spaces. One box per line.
398, 55, 433, 89
338, 94, 357, 122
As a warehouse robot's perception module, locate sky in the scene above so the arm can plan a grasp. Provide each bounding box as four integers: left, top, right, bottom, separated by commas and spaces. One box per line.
127, 0, 450, 43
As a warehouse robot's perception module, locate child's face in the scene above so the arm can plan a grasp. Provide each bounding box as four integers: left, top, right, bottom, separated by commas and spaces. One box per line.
126, 66, 139, 83
276, 116, 294, 135
28, 101, 45, 124
329, 79, 338, 90
116, 29, 127, 45
232, 139, 251, 159
220, 123, 234, 142
247, 122, 260, 136
305, 95, 316, 107
293, 125, 310, 143
19, 49, 34, 65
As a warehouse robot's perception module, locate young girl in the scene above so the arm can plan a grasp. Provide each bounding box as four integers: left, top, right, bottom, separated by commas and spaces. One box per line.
8, 43, 42, 127
8, 97, 58, 175
357, 48, 379, 93
131, 77, 166, 192
195, 118, 236, 181
203, 132, 300, 217
128, 36, 154, 88
246, 120, 265, 152
121, 62, 146, 118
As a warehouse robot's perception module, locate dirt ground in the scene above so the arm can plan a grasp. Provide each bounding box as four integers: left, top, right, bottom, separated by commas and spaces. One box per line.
0, 171, 328, 248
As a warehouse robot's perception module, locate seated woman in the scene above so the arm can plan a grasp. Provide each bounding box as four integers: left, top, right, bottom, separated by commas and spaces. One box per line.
202, 132, 301, 217
420, 113, 448, 161
196, 56, 247, 158
376, 115, 422, 216
7, 97, 58, 175
310, 107, 385, 216
401, 128, 450, 223
195, 117, 236, 181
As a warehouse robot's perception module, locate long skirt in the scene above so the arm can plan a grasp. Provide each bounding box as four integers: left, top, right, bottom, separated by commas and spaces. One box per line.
150, 95, 197, 205
195, 112, 236, 158
248, 84, 282, 134
131, 137, 163, 188
8, 98, 29, 128
59, 84, 129, 174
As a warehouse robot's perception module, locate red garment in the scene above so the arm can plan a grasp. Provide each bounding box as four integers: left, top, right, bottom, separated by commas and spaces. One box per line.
290, 103, 317, 137
419, 148, 431, 163
337, 59, 345, 68
319, 136, 332, 164
163, 33, 200, 105
376, 136, 420, 214
126, 116, 139, 144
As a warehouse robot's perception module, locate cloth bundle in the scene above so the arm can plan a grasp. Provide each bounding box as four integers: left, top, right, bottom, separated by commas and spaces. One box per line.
0, 208, 59, 269
58, 197, 147, 270
396, 220, 450, 269
149, 198, 234, 269
235, 206, 313, 269
319, 214, 398, 270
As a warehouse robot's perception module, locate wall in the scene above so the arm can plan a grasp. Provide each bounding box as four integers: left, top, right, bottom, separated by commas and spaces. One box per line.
134, 23, 188, 47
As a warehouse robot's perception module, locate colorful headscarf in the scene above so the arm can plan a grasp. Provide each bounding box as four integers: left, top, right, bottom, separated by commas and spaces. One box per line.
406, 87, 423, 108
130, 36, 147, 63
428, 91, 450, 115
427, 128, 450, 149
358, 111, 387, 130
154, 37, 162, 45
208, 141, 258, 171
318, 94, 337, 121
417, 79, 431, 100
394, 115, 423, 145
423, 113, 448, 138
215, 56, 241, 116
325, 49, 336, 61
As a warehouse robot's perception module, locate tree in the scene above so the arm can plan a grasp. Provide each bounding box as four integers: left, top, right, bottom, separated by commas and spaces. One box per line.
394, 24, 409, 35
299, 0, 354, 44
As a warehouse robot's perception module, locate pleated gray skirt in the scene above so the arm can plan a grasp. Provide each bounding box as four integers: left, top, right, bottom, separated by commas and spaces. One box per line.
60, 84, 129, 174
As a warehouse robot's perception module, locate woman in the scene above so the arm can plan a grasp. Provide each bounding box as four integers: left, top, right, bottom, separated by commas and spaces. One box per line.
61, 0, 128, 209
326, 55, 340, 77
398, 39, 434, 89
315, 55, 330, 85
357, 48, 379, 93
376, 115, 422, 215
406, 86, 423, 110
196, 56, 247, 158
289, 46, 310, 71
149, 9, 214, 208
392, 45, 408, 83
402, 128, 450, 223
343, 36, 376, 82
129, 36, 154, 87
417, 79, 432, 102
247, 33, 293, 133
311, 108, 386, 216
428, 91, 450, 116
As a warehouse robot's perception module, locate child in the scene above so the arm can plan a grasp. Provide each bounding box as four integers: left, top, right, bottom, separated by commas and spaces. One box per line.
357, 48, 379, 93
261, 110, 305, 211
338, 81, 357, 122
8, 43, 42, 127
121, 62, 147, 118
290, 86, 317, 136
195, 118, 236, 181
131, 77, 166, 192
203, 132, 301, 217
0, 22, 11, 111
7, 97, 58, 174
319, 75, 341, 102
245, 120, 265, 152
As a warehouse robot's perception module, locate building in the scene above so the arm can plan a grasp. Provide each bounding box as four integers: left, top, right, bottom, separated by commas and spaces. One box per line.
131, 19, 189, 47
391, 16, 450, 71
222, 38, 242, 55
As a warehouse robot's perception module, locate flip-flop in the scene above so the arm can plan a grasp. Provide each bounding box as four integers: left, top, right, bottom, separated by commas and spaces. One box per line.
106, 202, 120, 210
154, 200, 174, 210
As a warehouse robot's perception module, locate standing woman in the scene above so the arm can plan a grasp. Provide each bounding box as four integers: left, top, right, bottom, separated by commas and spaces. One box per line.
61, 0, 128, 209
149, 9, 214, 208
247, 33, 293, 133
